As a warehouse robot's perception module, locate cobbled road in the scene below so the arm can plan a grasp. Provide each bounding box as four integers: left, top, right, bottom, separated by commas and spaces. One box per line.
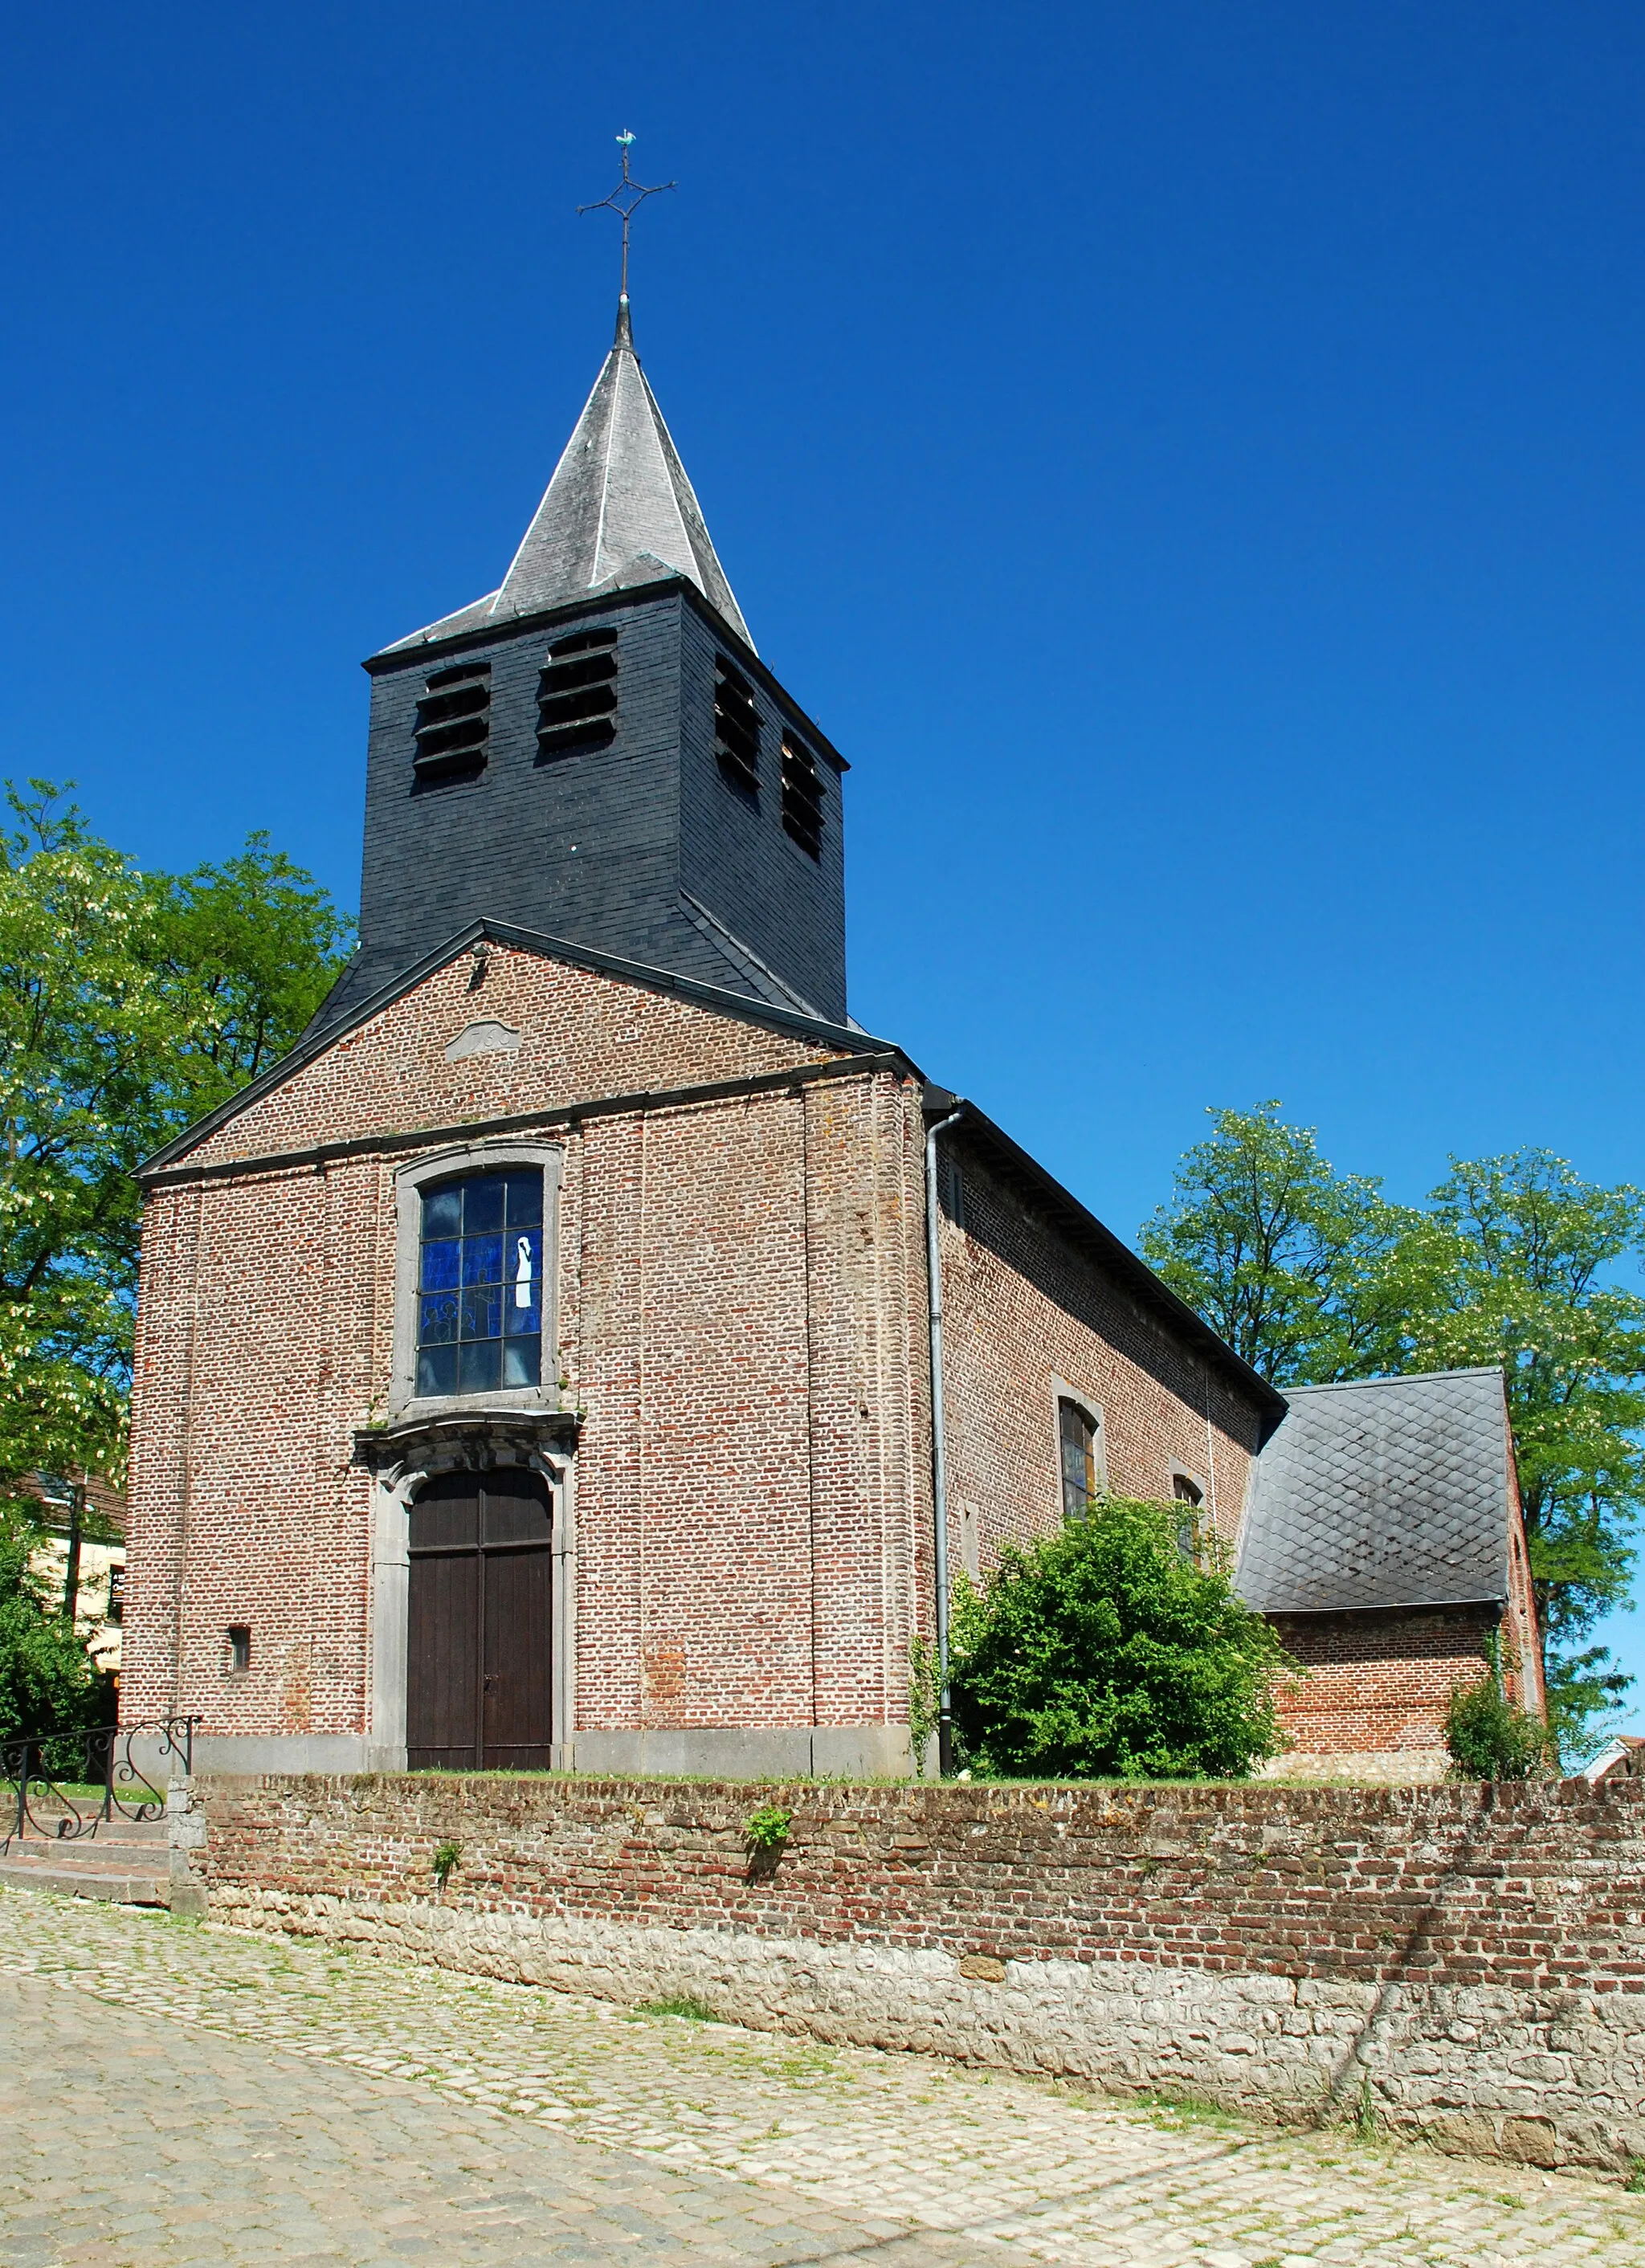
2, 1888, 1643, 2267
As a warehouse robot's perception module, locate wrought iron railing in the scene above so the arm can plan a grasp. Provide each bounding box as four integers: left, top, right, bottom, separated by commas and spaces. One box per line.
1, 1717, 199, 1850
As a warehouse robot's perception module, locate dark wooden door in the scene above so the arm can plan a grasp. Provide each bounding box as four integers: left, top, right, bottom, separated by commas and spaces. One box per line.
406, 1470, 553, 1770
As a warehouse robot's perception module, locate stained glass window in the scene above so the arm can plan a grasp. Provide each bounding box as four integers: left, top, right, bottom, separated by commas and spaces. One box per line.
417, 1170, 544, 1398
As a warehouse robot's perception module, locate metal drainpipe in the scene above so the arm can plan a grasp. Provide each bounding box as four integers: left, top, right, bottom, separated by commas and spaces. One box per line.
924, 1101, 965, 1776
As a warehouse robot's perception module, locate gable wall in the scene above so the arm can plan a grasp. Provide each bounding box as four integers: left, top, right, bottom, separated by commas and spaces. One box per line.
122, 948, 929, 1755
178, 946, 843, 1171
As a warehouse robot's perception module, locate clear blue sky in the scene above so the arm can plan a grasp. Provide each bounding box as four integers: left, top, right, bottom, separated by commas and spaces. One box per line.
6, 5, 1644, 1714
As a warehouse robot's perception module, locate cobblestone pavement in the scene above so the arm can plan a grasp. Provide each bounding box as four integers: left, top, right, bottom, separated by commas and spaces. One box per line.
2, 1889, 1643, 2268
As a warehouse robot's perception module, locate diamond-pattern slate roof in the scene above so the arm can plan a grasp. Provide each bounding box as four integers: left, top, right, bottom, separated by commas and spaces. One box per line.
1234, 1367, 1512, 1613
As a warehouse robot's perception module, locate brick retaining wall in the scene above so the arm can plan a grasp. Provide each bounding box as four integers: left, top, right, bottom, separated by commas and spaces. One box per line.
197, 1770, 1645, 2176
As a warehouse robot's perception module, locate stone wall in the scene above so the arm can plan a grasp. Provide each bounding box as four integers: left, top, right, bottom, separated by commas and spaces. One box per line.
198, 1769, 1645, 2177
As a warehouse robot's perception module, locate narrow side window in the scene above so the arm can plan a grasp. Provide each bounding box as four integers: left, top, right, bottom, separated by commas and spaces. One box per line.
1171, 1471, 1204, 1557
1058, 1398, 1100, 1522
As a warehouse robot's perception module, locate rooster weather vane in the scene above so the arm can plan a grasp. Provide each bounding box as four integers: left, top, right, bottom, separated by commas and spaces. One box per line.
578, 131, 676, 301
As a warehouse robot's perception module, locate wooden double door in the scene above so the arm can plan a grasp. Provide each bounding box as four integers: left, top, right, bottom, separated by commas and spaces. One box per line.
406, 1470, 553, 1770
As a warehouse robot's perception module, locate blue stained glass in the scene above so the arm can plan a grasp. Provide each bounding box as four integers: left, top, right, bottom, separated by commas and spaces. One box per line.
421, 1239, 460, 1292
463, 1178, 505, 1234
459, 1338, 501, 1392
504, 1173, 543, 1228
422, 1185, 462, 1239
417, 1169, 545, 1387
503, 1336, 540, 1387
417, 1344, 459, 1397
463, 1234, 503, 1287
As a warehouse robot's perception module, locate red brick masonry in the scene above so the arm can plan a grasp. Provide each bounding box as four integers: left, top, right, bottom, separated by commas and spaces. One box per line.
198, 1769, 1645, 2175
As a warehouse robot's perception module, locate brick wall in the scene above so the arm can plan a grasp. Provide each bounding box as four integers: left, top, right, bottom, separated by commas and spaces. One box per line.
1269, 1606, 1499, 1767
123, 942, 926, 1750
196, 1768, 1645, 2176
940, 1138, 1263, 1579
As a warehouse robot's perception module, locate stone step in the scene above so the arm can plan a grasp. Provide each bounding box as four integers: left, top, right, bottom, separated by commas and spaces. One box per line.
0, 1852, 171, 1906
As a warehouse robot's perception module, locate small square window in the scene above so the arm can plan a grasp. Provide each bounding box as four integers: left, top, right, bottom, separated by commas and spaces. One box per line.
227, 1626, 251, 1674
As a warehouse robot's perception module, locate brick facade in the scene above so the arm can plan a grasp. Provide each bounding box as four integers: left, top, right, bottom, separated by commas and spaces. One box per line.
122, 931, 1280, 1776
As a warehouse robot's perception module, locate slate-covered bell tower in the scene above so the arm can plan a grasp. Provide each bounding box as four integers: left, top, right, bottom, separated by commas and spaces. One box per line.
316, 295, 848, 1036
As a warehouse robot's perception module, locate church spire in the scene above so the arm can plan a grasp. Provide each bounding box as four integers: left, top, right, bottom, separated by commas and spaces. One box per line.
387, 135, 750, 654
481, 292, 752, 647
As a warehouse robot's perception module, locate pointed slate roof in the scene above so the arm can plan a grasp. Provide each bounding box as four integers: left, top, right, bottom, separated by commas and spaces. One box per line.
384, 298, 752, 655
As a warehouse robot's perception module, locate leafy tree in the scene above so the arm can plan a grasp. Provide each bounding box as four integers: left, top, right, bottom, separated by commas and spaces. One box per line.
1143, 1107, 1645, 1759
0, 1495, 108, 1742
1399, 1152, 1645, 1672
0, 780, 352, 1489
949, 1495, 1292, 1781
1139, 1103, 1416, 1386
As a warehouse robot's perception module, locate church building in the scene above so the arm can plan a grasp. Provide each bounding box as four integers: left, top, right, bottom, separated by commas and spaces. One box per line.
120, 287, 1540, 1782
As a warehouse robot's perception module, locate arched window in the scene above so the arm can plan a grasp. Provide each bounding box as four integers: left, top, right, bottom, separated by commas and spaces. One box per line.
416, 1169, 543, 1397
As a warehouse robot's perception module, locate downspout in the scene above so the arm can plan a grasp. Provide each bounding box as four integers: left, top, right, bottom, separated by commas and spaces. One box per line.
923, 1100, 965, 1776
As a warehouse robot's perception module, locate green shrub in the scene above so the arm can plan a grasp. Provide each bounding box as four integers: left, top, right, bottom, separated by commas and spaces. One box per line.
1444, 1643, 1552, 1781
742, 1804, 792, 1852
949, 1495, 1292, 1781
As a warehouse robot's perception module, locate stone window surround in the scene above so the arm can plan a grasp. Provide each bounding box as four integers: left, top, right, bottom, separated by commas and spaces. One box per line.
390, 1140, 565, 1421
1051, 1379, 1107, 1519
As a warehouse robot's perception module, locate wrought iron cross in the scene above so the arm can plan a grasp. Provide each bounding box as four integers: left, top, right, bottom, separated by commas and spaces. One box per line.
578, 131, 676, 300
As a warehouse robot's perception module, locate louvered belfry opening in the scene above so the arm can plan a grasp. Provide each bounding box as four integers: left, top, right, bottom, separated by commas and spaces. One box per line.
781, 736, 824, 859
414, 660, 491, 785
537, 626, 618, 761
714, 657, 761, 802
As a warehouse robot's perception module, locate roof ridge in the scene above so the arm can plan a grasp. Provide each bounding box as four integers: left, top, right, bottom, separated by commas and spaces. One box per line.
1281, 1365, 1505, 1396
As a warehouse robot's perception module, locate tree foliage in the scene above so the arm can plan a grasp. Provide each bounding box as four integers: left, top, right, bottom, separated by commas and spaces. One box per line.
1137, 1103, 1414, 1386
1141, 1104, 1645, 1757
949, 1495, 1292, 1781
0, 780, 352, 1488
0, 1496, 108, 1742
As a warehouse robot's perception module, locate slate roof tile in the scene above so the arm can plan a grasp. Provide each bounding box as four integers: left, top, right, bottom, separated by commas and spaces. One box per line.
1234, 1367, 1511, 1613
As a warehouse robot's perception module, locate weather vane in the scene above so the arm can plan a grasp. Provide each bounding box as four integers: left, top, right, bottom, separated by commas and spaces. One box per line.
578, 130, 676, 301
